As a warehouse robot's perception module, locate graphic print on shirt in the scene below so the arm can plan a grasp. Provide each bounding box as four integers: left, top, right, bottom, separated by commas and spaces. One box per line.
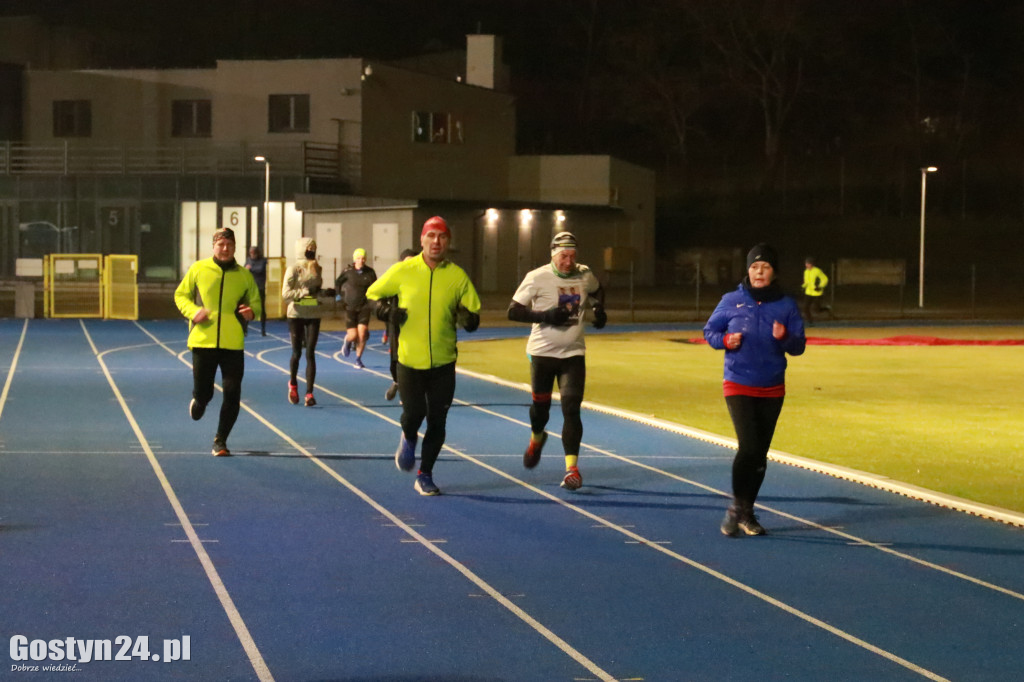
558, 286, 582, 323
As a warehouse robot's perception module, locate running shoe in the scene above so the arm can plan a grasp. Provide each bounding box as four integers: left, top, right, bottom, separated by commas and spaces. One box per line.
720, 506, 740, 537
342, 340, 352, 357
381, 332, 389, 345
288, 382, 299, 405
304, 393, 316, 407
189, 398, 205, 421
212, 439, 231, 457
414, 471, 440, 496
523, 431, 547, 469
395, 435, 417, 472
354, 357, 365, 369
560, 465, 582, 491
738, 510, 767, 536
385, 382, 399, 401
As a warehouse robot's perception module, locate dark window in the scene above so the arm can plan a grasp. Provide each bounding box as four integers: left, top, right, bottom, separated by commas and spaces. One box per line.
412, 111, 462, 144
268, 94, 310, 133
412, 111, 430, 142
431, 112, 449, 143
53, 100, 91, 137
171, 99, 212, 137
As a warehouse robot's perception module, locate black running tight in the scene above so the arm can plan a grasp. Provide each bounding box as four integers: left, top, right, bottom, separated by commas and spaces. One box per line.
396, 362, 456, 474
288, 318, 321, 391
191, 347, 245, 442
724, 394, 784, 507
529, 354, 586, 456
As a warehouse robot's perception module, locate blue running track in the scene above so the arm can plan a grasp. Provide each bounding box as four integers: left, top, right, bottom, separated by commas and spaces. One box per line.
1, 318, 1022, 681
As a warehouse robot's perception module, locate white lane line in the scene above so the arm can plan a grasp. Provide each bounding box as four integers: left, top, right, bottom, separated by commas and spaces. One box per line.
133, 322, 619, 682
458, 371, 1024, 603
83, 321, 275, 682
0, 319, 28, 424
265, 341, 950, 681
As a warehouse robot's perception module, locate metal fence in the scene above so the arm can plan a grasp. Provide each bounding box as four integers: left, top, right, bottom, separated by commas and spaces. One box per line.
0, 141, 359, 183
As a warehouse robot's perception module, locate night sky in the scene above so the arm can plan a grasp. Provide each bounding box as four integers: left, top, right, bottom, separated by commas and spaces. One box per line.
6, 0, 1024, 262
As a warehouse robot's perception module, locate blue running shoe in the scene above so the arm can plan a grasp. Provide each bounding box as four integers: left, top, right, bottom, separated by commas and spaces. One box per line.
354, 357, 365, 369
395, 435, 416, 472
414, 471, 440, 496
342, 340, 352, 357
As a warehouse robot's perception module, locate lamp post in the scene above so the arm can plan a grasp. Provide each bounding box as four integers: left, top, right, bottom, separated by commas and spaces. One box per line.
918, 166, 937, 308
254, 156, 270, 252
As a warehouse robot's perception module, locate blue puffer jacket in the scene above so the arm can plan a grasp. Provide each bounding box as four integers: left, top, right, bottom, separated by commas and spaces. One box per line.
703, 283, 806, 387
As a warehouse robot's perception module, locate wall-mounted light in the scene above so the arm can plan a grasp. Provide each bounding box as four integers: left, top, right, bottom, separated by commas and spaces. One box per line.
362, 64, 373, 81
519, 209, 533, 230
555, 210, 566, 224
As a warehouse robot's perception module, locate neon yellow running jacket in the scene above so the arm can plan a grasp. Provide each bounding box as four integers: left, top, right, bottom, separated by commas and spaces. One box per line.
367, 255, 481, 369
174, 257, 262, 350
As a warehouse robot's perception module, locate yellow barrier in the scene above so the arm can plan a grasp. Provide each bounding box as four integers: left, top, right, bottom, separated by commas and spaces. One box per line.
263, 257, 287, 318
45, 254, 104, 318
103, 255, 139, 320
43, 253, 139, 320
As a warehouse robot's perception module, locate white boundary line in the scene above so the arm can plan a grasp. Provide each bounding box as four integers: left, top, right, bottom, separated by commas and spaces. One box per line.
80, 321, 275, 682
133, 323, 618, 682
456, 367, 1024, 529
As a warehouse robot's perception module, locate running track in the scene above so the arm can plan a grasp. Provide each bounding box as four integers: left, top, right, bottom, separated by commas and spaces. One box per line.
1, 318, 1022, 681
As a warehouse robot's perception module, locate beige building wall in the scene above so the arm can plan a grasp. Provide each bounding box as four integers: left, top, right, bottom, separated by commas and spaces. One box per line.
360, 63, 516, 202
508, 155, 656, 285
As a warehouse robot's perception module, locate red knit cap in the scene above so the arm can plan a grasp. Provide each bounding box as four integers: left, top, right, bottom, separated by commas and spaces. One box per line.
421, 216, 450, 238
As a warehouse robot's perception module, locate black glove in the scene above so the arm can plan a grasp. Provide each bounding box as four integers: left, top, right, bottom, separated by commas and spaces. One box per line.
458, 307, 480, 332
393, 307, 408, 327
541, 306, 571, 326
592, 306, 607, 330
375, 299, 393, 322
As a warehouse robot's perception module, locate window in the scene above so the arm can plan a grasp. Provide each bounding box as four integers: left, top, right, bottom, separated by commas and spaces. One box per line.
53, 100, 91, 137
268, 94, 310, 133
172, 99, 212, 137
412, 111, 463, 144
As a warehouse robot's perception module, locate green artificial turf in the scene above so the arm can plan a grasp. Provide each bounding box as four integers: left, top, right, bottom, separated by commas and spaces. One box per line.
457, 327, 1024, 514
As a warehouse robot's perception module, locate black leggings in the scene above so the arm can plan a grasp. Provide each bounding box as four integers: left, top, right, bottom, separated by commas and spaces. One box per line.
529, 354, 586, 456
725, 394, 784, 507
191, 348, 245, 442
288, 318, 321, 392
396, 362, 456, 474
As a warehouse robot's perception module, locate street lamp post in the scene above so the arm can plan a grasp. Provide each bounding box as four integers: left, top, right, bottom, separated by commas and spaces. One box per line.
918, 166, 937, 308
254, 156, 270, 252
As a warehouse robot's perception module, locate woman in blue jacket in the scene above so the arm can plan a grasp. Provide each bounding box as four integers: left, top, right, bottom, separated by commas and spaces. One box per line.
704, 243, 806, 536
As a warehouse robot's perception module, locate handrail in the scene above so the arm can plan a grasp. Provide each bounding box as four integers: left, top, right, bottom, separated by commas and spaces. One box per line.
0, 140, 356, 180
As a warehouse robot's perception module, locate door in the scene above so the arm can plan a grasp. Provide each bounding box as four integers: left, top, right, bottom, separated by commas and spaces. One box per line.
316, 222, 342, 284
372, 222, 399, 274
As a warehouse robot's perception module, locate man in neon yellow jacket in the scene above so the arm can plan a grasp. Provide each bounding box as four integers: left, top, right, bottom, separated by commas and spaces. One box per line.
367, 216, 481, 496
174, 227, 262, 456
801, 256, 832, 324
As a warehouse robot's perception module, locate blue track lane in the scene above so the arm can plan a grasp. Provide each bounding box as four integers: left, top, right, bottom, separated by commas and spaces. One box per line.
1, 318, 1022, 681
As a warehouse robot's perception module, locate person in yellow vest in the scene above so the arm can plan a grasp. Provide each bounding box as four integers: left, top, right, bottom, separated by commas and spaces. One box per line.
175, 227, 262, 456
366, 216, 482, 496
801, 256, 832, 324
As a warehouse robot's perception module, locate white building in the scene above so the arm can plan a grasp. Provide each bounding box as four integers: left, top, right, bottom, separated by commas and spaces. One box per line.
2, 24, 655, 291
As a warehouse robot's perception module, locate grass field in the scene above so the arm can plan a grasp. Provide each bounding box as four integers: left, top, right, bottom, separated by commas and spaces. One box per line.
456, 325, 1024, 515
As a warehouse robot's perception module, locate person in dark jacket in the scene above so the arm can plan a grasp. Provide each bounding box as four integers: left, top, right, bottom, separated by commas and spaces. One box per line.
335, 248, 377, 369
244, 246, 268, 335
377, 248, 419, 401
703, 243, 806, 536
